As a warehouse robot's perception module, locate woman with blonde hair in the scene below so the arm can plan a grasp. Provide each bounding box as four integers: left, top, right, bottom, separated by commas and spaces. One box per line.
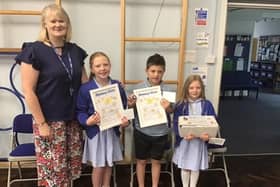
16, 4, 87, 186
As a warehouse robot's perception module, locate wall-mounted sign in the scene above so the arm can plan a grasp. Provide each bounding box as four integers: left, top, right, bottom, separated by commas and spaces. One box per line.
195, 8, 208, 26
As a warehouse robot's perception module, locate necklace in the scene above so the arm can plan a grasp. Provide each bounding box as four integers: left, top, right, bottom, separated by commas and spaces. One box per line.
53, 46, 64, 49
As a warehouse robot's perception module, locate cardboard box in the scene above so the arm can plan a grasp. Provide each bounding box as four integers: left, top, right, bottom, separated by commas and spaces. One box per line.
178, 115, 219, 138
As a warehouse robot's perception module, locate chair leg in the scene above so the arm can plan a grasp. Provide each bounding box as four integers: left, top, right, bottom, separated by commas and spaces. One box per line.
7, 161, 12, 187
130, 163, 134, 187
70, 179, 74, 187
113, 165, 117, 187
17, 161, 22, 179
171, 163, 175, 187
221, 154, 231, 187
208, 153, 215, 168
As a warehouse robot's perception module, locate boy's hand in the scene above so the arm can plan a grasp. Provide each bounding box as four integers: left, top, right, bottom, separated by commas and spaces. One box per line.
86, 112, 101, 126
200, 133, 209, 141
160, 98, 173, 113
120, 116, 130, 128
160, 98, 170, 109
127, 94, 137, 108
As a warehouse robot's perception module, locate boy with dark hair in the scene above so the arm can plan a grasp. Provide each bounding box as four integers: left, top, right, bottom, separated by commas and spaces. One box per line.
128, 53, 173, 187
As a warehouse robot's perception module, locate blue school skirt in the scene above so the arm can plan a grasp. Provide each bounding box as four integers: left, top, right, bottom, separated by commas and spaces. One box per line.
172, 138, 208, 171
82, 128, 123, 167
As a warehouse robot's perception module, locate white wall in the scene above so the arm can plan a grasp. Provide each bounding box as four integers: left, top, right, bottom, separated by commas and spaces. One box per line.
0, 0, 227, 159
226, 9, 261, 35
184, 0, 227, 111
253, 19, 280, 37
226, 20, 255, 35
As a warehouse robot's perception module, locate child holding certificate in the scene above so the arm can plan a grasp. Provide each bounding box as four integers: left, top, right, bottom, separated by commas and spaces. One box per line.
172, 75, 216, 187
76, 51, 129, 187
128, 53, 173, 187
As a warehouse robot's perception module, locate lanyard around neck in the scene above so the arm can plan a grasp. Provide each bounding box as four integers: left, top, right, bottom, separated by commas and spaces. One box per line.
53, 47, 73, 81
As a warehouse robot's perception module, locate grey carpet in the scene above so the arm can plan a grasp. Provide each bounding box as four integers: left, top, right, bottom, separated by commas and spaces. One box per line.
218, 91, 280, 154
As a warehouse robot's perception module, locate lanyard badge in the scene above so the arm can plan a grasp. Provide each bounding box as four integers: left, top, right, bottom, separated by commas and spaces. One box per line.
53, 48, 74, 96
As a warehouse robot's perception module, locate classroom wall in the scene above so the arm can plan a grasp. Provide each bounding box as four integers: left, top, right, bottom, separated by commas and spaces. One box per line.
226, 9, 259, 35
253, 19, 280, 37
0, 0, 227, 159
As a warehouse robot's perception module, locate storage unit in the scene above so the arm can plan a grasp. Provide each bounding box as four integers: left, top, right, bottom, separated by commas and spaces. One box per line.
257, 35, 280, 63
250, 35, 280, 91
250, 61, 277, 88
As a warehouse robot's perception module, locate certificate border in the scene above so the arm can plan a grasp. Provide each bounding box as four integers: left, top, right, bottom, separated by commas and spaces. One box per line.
133, 85, 167, 128
90, 83, 124, 131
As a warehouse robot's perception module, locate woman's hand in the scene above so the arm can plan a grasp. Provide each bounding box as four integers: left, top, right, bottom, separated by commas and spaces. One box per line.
127, 94, 137, 108
38, 123, 51, 138
200, 133, 209, 141
120, 116, 130, 128
86, 112, 101, 126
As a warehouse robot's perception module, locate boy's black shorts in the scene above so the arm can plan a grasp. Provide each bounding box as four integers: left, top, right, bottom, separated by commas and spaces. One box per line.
134, 129, 168, 160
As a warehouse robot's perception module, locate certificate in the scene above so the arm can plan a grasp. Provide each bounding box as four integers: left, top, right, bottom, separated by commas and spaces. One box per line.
90, 84, 124, 131
162, 91, 176, 103
133, 86, 167, 128
178, 115, 219, 137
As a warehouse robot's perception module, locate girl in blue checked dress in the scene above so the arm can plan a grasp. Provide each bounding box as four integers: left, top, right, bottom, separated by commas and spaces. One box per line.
173, 75, 216, 187
76, 52, 129, 187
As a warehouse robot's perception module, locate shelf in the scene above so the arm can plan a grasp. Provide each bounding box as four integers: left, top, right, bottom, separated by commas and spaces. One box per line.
250, 61, 278, 89
250, 68, 274, 72
0, 10, 41, 15
257, 35, 280, 63
125, 37, 180, 43
0, 48, 21, 54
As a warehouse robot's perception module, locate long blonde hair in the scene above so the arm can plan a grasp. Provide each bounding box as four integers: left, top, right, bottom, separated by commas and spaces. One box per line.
88, 51, 111, 80
177, 74, 205, 104
38, 4, 72, 42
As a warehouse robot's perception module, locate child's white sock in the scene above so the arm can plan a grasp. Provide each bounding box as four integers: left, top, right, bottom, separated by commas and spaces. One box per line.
190, 170, 200, 187
181, 169, 190, 187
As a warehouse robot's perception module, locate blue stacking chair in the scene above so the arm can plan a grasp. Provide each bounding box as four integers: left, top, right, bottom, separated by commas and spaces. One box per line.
7, 114, 37, 187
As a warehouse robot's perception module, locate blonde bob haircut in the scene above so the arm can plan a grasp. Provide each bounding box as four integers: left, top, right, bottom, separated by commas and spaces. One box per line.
38, 4, 72, 42
177, 74, 206, 104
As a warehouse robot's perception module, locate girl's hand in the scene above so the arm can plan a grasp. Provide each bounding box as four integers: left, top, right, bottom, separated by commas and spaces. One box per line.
119, 81, 126, 89
120, 116, 129, 128
86, 112, 101, 126
184, 134, 195, 140
127, 94, 137, 108
200, 133, 209, 141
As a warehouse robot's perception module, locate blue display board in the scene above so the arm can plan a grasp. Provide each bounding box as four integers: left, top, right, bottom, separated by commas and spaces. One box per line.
223, 35, 251, 71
